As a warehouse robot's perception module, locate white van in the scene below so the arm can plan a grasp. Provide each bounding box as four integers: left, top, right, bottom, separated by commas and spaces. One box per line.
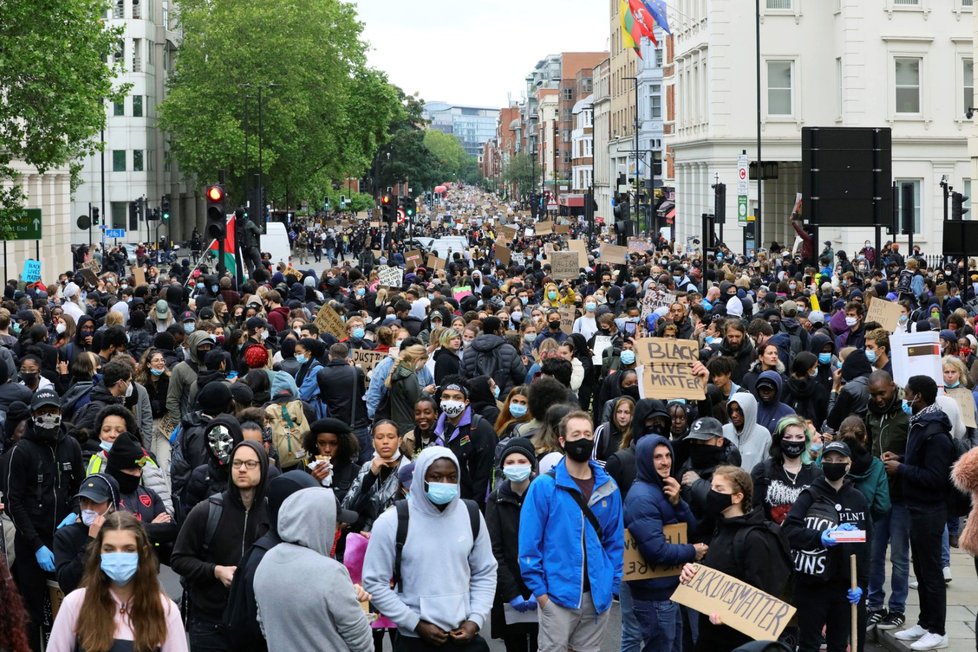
260, 221, 292, 266
429, 236, 469, 261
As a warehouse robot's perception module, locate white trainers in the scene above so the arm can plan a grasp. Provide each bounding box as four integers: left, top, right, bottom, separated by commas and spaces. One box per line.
942, 566, 952, 583
909, 632, 949, 650
894, 625, 928, 641
909, 577, 918, 589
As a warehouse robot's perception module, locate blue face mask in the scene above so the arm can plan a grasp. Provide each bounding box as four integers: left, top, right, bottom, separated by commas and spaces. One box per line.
818, 352, 832, 365
183, 322, 195, 334
901, 399, 914, 415
585, 302, 596, 312
150, 367, 164, 376
425, 481, 459, 505
493, 385, 500, 399
295, 355, 307, 365
620, 350, 636, 365
948, 381, 961, 389
352, 327, 365, 340
508, 403, 527, 418
810, 443, 823, 454
101, 552, 139, 585
99, 440, 113, 452
503, 464, 532, 483
356, 288, 366, 297
865, 350, 877, 364
548, 291, 557, 301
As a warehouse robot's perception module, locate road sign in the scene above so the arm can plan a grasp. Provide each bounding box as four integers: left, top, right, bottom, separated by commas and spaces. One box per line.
738, 196, 748, 225
737, 154, 749, 197
547, 202, 558, 211
105, 228, 126, 238
0, 208, 42, 240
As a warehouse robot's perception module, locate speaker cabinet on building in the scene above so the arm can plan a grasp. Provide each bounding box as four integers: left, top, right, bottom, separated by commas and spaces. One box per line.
801, 127, 892, 227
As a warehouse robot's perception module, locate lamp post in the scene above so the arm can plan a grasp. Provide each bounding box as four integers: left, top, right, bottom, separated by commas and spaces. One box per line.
623, 76, 640, 236
242, 82, 280, 224
755, 0, 763, 252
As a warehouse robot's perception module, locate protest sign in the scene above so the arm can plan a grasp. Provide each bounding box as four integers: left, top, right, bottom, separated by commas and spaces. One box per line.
133, 266, 146, 287
635, 338, 706, 401
555, 224, 570, 234
315, 304, 347, 340
79, 268, 99, 287
670, 565, 796, 641
404, 250, 422, 270
600, 243, 629, 265
369, 221, 380, 228
592, 335, 613, 365
628, 237, 652, 254
378, 265, 403, 288
641, 289, 677, 321
495, 244, 511, 266
524, 227, 534, 238
427, 254, 446, 270
20, 259, 41, 283
568, 239, 589, 268
947, 387, 978, 429
81, 259, 101, 274
512, 252, 526, 267
550, 251, 579, 280
498, 224, 517, 239
890, 331, 941, 389
865, 297, 902, 333
623, 523, 687, 582
351, 349, 387, 374
535, 221, 553, 235
559, 306, 576, 335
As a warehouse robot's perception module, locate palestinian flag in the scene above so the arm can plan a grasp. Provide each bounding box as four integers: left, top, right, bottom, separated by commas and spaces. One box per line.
207, 213, 237, 272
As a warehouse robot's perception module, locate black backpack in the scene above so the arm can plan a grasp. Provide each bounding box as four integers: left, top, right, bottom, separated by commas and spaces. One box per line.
392, 498, 480, 592
732, 520, 793, 592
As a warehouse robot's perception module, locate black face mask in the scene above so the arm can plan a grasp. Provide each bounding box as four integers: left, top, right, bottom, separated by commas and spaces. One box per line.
20, 373, 38, 387
563, 438, 594, 463
109, 467, 141, 494
822, 462, 848, 482
781, 441, 805, 459
690, 444, 724, 469
704, 489, 733, 518
549, 321, 561, 330
622, 386, 640, 401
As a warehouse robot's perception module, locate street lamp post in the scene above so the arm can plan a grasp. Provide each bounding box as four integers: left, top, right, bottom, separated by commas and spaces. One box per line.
755, 0, 763, 252
623, 76, 639, 236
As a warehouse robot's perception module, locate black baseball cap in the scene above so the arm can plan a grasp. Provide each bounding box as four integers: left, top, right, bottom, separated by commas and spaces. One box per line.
74, 473, 119, 505
687, 417, 724, 441
822, 441, 851, 458
31, 387, 61, 411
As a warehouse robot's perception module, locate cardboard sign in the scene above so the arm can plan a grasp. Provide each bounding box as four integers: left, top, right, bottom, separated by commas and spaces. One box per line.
635, 338, 706, 401
670, 565, 796, 641
427, 254, 446, 270
82, 259, 102, 274
550, 251, 579, 280
378, 265, 403, 288
623, 523, 688, 582
495, 244, 511, 266
498, 225, 517, 240
559, 306, 576, 335
404, 250, 422, 270
79, 268, 99, 286
535, 221, 553, 235
592, 335, 613, 365
555, 224, 570, 234
628, 237, 652, 254
133, 266, 146, 287
568, 239, 589, 268
947, 386, 978, 429
351, 349, 387, 373
369, 221, 380, 228
372, 208, 382, 220
865, 297, 902, 333
642, 289, 677, 321
21, 259, 41, 283
600, 243, 629, 265
315, 304, 347, 340
512, 252, 526, 267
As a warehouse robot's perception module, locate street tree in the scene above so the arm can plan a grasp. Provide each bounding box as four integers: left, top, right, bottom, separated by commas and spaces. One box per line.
502, 153, 536, 198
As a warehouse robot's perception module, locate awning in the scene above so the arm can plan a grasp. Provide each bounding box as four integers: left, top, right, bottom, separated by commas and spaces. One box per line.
665, 207, 676, 224
558, 194, 584, 208
657, 200, 675, 216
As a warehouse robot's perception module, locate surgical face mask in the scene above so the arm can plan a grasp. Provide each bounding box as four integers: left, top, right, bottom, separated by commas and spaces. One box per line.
493, 385, 500, 399
183, 322, 195, 334
585, 302, 596, 312
818, 352, 832, 365
512, 311, 523, 323
524, 334, 536, 345
100, 440, 113, 452
865, 350, 877, 364
948, 381, 961, 389
356, 288, 366, 297
211, 285, 219, 293
901, 399, 914, 416
898, 315, 908, 324
394, 339, 403, 351
11, 323, 21, 335
55, 322, 66, 334
520, 297, 529, 306
809, 367, 818, 378
425, 481, 459, 505
845, 316, 858, 328
81, 509, 101, 527
547, 291, 557, 301
503, 464, 532, 483
352, 327, 365, 339
124, 381, 134, 398
620, 350, 636, 365
295, 354, 307, 365
100, 552, 139, 585
508, 403, 527, 418
441, 400, 466, 418
151, 367, 164, 376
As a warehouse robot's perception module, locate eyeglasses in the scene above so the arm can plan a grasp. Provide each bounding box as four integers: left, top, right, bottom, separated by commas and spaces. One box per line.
232, 459, 260, 470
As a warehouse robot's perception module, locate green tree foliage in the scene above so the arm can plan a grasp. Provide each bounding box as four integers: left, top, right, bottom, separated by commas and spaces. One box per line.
502, 153, 536, 197
159, 0, 399, 205
0, 0, 126, 208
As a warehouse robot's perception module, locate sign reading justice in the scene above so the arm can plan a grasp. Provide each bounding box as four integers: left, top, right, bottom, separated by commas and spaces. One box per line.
635, 338, 706, 401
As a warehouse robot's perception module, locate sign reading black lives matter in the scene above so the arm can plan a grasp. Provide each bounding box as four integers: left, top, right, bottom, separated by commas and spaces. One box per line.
635, 338, 706, 401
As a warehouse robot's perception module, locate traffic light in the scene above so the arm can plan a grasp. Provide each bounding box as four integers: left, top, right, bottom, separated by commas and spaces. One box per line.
381, 193, 394, 224
205, 184, 227, 240
713, 182, 726, 225
404, 197, 416, 219
953, 191, 970, 220
92, 207, 100, 225
129, 200, 139, 230
161, 195, 170, 222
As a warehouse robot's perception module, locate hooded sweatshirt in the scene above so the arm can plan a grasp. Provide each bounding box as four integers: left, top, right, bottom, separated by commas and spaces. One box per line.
254, 488, 372, 652
753, 370, 795, 435
166, 330, 215, 421
721, 392, 772, 473
362, 447, 497, 637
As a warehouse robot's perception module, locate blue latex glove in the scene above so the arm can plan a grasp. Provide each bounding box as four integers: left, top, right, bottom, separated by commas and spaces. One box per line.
847, 587, 863, 605
525, 596, 538, 611
837, 523, 858, 532
35, 546, 55, 572
820, 527, 839, 548
57, 513, 78, 529
509, 596, 529, 613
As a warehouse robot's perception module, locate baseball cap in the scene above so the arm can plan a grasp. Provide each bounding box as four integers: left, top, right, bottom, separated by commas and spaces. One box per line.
155, 299, 169, 317
781, 300, 797, 316
74, 473, 119, 505
687, 417, 724, 441
31, 387, 61, 411
822, 441, 851, 458
180, 310, 197, 323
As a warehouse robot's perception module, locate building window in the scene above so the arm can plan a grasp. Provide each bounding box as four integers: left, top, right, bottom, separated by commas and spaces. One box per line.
655, 48, 663, 67
113, 100, 125, 117
965, 59, 974, 115
132, 39, 142, 72
114, 39, 125, 68
964, 0, 974, 7
112, 150, 126, 172
110, 202, 127, 229
133, 95, 143, 118
649, 84, 662, 119
895, 57, 921, 114
113, 0, 124, 18
893, 0, 919, 4
147, 44, 154, 66
766, 0, 792, 8
767, 60, 793, 116
133, 149, 144, 172
132, 0, 141, 19
895, 179, 921, 233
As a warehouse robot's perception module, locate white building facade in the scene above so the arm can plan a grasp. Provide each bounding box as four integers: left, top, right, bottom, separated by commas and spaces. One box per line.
669, 0, 975, 258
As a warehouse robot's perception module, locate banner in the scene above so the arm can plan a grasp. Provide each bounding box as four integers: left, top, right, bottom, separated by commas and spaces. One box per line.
404, 250, 423, 270
623, 523, 688, 582
635, 338, 706, 401
427, 254, 446, 270
535, 221, 553, 235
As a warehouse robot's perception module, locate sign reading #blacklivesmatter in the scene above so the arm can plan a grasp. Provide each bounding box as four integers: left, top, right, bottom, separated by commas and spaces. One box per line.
865, 297, 903, 333
623, 523, 687, 582
550, 251, 579, 281
635, 338, 706, 401
315, 304, 347, 340
670, 564, 796, 642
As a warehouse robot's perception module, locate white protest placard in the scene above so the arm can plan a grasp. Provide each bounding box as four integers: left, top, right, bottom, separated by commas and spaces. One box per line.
378, 265, 403, 288
865, 297, 903, 333
670, 565, 796, 641
635, 338, 706, 401
623, 523, 688, 582
550, 251, 579, 280
568, 239, 589, 268
642, 289, 677, 321
524, 227, 534, 238
592, 335, 613, 364
600, 243, 629, 265
890, 331, 941, 389
503, 604, 538, 625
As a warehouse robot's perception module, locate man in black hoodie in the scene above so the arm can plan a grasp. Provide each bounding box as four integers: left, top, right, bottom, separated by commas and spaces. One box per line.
5, 388, 84, 651
72, 359, 131, 435
183, 416, 246, 511
171, 440, 270, 652
460, 316, 526, 397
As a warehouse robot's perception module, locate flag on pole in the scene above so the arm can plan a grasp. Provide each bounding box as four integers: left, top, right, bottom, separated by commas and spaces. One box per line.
207, 213, 237, 274
628, 0, 658, 46
643, 0, 671, 34
620, 0, 643, 57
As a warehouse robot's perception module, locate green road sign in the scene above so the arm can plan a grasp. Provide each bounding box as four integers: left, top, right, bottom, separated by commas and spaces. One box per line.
0, 208, 42, 240
738, 196, 748, 225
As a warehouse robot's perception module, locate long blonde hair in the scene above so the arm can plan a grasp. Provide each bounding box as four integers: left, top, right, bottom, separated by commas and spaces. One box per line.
386, 344, 427, 387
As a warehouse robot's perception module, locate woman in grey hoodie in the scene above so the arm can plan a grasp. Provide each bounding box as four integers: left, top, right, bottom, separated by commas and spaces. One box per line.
721, 392, 772, 472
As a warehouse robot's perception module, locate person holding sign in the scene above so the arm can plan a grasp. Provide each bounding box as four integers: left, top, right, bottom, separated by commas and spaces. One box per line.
624, 435, 706, 651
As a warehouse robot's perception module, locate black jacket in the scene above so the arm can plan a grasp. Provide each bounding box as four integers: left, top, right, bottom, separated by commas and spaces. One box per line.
709, 338, 755, 385
316, 361, 369, 428
433, 347, 461, 385
782, 375, 829, 427
73, 384, 124, 435
5, 425, 84, 551
53, 521, 92, 593
437, 411, 497, 508
460, 334, 526, 397
170, 441, 270, 620
486, 479, 532, 638
899, 404, 954, 510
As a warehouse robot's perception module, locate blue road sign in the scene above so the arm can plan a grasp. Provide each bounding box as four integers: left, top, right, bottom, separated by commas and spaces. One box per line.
105, 228, 126, 238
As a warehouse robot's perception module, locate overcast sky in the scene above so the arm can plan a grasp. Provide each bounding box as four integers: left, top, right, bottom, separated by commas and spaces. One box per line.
350, 0, 610, 109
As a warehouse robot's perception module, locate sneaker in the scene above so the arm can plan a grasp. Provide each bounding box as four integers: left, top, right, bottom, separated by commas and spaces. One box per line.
895, 625, 928, 641
909, 577, 919, 589
878, 612, 906, 630
866, 609, 887, 630
943, 566, 952, 583
909, 632, 949, 650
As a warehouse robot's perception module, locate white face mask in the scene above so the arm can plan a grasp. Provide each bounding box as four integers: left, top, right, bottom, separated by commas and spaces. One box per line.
55, 322, 66, 334
81, 509, 101, 527
124, 381, 134, 398
441, 400, 466, 418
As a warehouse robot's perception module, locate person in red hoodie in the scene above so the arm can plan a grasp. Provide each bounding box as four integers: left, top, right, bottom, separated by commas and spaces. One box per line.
264, 290, 290, 333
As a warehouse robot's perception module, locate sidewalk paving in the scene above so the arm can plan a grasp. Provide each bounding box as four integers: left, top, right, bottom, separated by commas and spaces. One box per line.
875, 547, 976, 652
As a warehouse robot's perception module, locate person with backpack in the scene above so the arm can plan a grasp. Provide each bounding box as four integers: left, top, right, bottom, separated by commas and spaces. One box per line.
318, 343, 372, 464
678, 464, 792, 652
181, 416, 245, 512
262, 369, 313, 471
71, 359, 132, 435
171, 440, 270, 652
362, 446, 497, 651
518, 410, 624, 652
782, 441, 871, 652
165, 330, 215, 423
387, 344, 427, 437
431, 376, 497, 509
460, 316, 526, 398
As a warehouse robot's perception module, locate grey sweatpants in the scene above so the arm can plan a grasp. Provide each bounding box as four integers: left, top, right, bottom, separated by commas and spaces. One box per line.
538, 592, 609, 652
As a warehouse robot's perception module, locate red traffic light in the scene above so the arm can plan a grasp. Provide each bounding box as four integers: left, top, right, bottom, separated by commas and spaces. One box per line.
206, 185, 225, 202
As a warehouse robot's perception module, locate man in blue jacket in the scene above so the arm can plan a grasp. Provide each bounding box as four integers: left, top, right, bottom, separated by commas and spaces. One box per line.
519, 410, 624, 652
625, 435, 707, 651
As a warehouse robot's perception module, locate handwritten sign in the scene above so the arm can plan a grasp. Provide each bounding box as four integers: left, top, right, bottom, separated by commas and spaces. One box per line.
555, 224, 570, 234
670, 565, 796, 642
21, 259, 41, 283
535, 221, 553, 235
351, 349, 387, 373
550, 251, 579, 280
315, 304, 347, 340
865, 297, 902, 333
947, 387, 978, 429
495, 243, 511, 266
628, 237, 652, 254
600, 243, 629, 265
623, 523, 688, 582
427, 254, 446, 270
378, 265, 403, 288
512, 252, 526, 267
635, 338, 706, 401
642, 289, 677, 321
559, 306, 576, 335
568, 239, 589, 268
404, 250, 422, 270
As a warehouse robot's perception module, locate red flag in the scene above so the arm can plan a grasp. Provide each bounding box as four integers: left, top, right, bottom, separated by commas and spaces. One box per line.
628, 0, 658, 46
